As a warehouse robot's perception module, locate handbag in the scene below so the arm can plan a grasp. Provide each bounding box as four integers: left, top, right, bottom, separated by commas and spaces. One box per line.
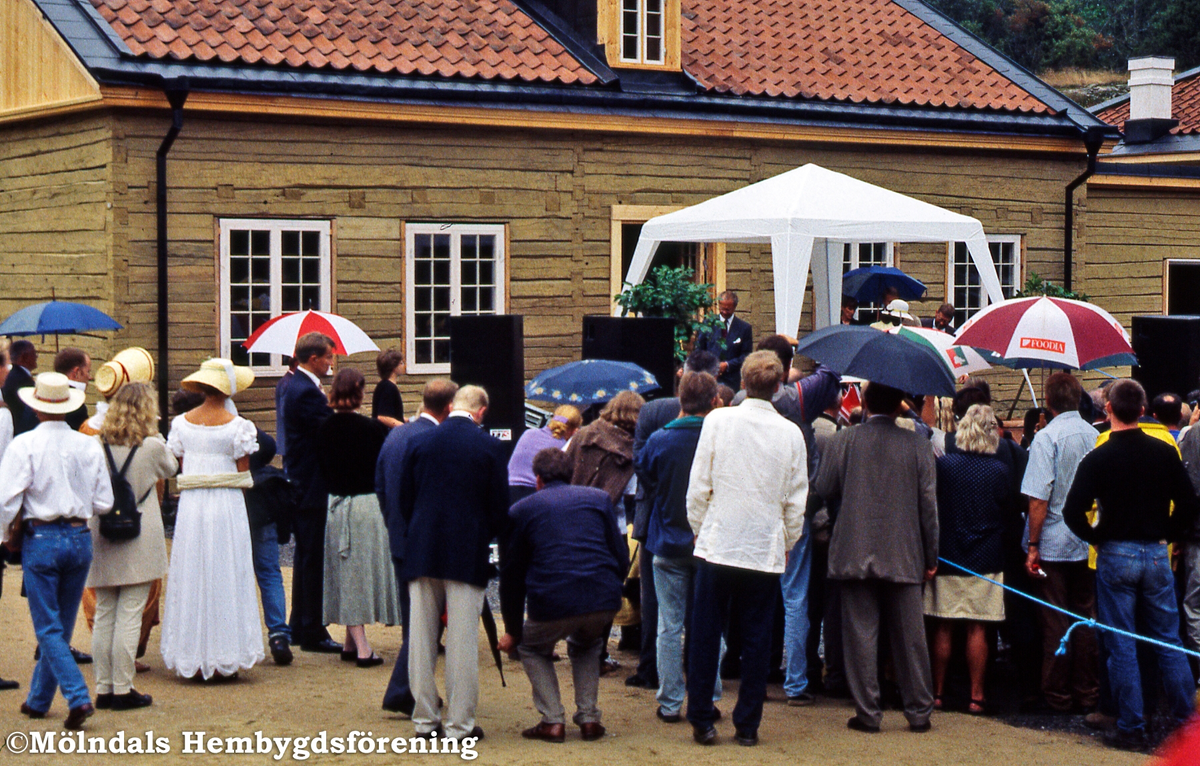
101, 442, 151, 541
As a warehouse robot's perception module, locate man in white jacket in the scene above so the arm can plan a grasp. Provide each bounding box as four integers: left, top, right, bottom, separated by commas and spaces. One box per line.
684, 350, 808, 747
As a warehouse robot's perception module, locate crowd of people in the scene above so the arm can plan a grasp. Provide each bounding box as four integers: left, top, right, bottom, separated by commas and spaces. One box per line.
2, 300, 1200, 754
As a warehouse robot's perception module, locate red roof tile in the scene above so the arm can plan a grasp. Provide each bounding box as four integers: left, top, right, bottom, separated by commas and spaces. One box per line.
1096, 71, 1200, 135
87, 0, 1051, 112
89, 0, 597, 84
683, 0, 1049, 113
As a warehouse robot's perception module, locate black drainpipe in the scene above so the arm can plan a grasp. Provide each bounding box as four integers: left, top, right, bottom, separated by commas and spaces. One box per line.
1063, 125, 1108, 293
157, 78, 189, 431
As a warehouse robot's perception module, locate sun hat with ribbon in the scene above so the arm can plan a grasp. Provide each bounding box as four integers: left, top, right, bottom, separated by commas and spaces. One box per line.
181, 358, 255, 397
96, 347, 155, 398
19, 372, 87, 414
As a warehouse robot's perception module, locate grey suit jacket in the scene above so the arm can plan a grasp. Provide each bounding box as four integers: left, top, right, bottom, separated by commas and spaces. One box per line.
814, 416, 938, 584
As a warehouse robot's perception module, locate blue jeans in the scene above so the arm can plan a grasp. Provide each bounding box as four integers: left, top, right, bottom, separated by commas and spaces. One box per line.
1095, 541, 1195, 735
686, 561, 778, 734
250, 522, 290, 640
23, 522, 93, 712
781, 518, 812, 697
653, 555, 723, 715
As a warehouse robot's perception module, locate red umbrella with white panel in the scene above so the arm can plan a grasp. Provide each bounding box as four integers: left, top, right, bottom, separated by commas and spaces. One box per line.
242, 310, 380, 356
954, 296, 1135, 370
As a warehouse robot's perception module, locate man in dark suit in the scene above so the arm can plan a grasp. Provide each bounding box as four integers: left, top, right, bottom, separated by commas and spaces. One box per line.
921, 302, 956, 333
694, 291, 752, 391
53, 348, 91, 431
280, 332, 339, 654
3, 340, 39, 435
400, 385, 508, 743
376, 378, 458, 716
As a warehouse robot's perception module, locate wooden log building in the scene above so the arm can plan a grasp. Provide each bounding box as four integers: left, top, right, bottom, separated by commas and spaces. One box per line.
1, 0, 1137, 427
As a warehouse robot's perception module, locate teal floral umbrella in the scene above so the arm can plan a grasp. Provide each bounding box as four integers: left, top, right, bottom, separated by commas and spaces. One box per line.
526, 359, 660, 406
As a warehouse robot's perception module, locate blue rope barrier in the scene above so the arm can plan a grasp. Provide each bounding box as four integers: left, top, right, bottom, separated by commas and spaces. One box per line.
937, 557, 1200, 659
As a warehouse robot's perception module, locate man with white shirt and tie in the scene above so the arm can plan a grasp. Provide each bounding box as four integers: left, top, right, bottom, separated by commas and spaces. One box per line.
0, 372, 113, 730
694, 291, 753, 391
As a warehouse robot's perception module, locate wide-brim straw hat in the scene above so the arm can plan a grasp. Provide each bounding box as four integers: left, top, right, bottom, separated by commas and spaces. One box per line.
19, 372, 87, 414
181, 358, 255, 397
96, 347, 155, 398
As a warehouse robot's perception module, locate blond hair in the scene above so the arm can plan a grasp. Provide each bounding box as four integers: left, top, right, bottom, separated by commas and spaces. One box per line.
935, 396, 956, 434
742, 350, 784, 399
548, 405, 582, 439
956, 404, 1000, 455
599, 390, 644, 433
100, 382, 158, 446
453, 384, 489, 412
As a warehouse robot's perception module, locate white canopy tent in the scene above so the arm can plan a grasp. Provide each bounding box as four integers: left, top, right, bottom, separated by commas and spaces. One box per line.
624, 164, 1005, 336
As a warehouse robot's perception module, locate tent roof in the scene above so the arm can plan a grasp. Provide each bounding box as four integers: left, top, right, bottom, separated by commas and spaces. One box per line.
638, 164, 986, 244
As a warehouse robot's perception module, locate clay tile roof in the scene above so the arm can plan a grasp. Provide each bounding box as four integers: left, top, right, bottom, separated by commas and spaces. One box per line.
88, 0, 598, 85
683, 0, 1050, 113
1096, 70, 1200, 135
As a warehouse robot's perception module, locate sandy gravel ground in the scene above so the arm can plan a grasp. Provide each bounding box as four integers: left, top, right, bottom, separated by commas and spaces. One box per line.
0, 562, 1147, 766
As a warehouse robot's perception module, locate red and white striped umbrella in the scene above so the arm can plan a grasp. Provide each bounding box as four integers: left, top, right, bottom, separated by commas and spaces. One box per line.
954, 296, 1135, 370
242, 310, 380, 356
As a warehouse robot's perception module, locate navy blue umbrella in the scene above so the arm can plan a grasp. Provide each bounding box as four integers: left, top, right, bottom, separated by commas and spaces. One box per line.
0, 301, 122, 336
794, 325, 956, 396
841, 266, 927, 304
526, 359, 660, 406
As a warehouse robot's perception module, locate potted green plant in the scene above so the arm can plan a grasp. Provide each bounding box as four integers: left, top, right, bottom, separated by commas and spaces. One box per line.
615, 265, 723, 361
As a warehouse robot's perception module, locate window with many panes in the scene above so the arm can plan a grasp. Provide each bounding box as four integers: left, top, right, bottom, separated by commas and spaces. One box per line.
842, 242, 893, 321
219, 219, 331, 374
621, 0, 664, 64
948, 236, 1021, 327
405, 224, 506, 374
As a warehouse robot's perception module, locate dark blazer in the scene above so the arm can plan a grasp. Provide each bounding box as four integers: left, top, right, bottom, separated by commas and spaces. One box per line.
375, 415, 438, 560
2, 365, 38, 435
500, 481, 628, 642
398, 415, 509, 587
280, 369, 332, 510
630, 395, 680, 541
695, 315, 753, 389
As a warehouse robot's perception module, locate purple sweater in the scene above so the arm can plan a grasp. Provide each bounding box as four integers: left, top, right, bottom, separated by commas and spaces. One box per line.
507, 426, 565, 487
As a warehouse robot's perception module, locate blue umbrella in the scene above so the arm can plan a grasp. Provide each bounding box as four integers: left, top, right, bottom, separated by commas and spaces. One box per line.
526, 359, 660, 406
0, 301, 122, 336
794, 325, 955, 396
841, 266, 927, 304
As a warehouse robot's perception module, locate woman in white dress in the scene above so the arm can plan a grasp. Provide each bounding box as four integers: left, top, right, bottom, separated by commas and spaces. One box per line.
161, 359, 263, 680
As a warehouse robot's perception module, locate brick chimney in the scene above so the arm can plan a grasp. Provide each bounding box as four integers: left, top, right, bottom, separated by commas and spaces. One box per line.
1125, 57, 1178, 143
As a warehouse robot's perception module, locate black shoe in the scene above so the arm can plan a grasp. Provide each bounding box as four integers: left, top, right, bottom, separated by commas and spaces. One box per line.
356, 653, 384, 668
64, 702, 95, 730
269, 636, 293, 666
300, 639, 343, 654
909, 721, 932, 733
734, 729, 758, 746
111, 690, 153, 711
625, 674, 654, 688
656, 708, 682, 723
692, 725, 717, 745
0, 677, 18, 691
382, 694, 416, 716
33, 646, 92, 664
787, 692, 816, 707
20, 702, 47, 719
847, 716, 880, 734
340, 650, 357, 662
1103, 728, 1148, 751
94, 693, 114, 709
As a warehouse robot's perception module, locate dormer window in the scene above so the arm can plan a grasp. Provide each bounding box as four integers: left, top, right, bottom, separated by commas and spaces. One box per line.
621, 0, 664, 64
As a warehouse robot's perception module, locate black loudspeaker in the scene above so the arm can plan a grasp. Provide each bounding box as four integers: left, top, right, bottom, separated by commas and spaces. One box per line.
449, 315, 525, 451
581, 316, 677, 398
1131, 315, 1200, 401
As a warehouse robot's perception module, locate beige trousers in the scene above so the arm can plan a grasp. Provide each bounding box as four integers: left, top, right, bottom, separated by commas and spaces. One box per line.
407, 578, 485, 740
92, 582, 152, 695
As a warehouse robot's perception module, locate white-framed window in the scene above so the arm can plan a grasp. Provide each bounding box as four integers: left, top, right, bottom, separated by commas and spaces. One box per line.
948, 235, 1021, 326
621, 0, 664, 64
219, 218, 332, 374
405, 223, 506, 374
842, 242, 893, 320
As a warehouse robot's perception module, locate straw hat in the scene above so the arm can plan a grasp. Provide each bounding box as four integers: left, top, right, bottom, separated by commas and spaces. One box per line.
96, 347, 155, 398
19, 372, 87, 415
181, 358, 254, 397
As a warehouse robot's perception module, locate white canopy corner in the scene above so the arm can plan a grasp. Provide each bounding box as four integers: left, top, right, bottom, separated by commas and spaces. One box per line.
624, 164, 1004, 337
